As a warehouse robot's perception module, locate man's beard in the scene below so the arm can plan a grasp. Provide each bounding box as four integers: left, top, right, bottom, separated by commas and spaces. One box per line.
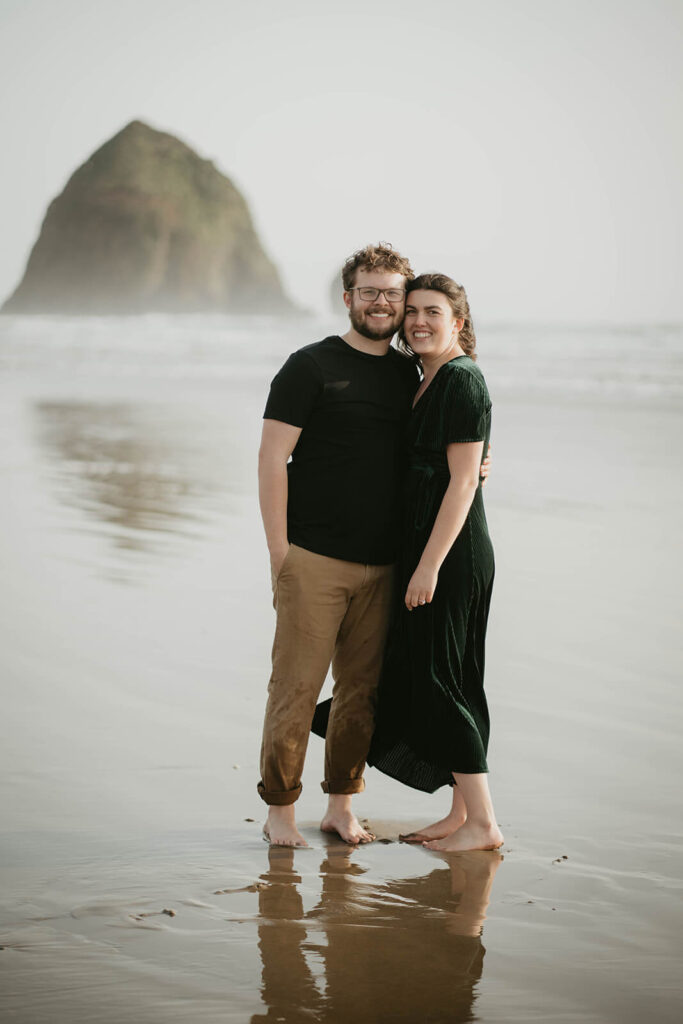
348, 304, 402, 342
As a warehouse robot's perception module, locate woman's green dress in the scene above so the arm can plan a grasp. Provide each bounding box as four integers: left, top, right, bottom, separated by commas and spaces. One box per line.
367, 356, 494, 793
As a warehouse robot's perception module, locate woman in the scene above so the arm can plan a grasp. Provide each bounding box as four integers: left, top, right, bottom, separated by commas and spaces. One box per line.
367, 273, 503, 853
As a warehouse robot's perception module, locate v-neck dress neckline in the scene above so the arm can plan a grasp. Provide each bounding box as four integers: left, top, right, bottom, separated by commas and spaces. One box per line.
412, 355, 468, 411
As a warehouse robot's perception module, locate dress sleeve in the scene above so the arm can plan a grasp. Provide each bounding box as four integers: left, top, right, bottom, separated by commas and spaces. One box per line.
444, 367, 490, 444
263, 351, 323, 428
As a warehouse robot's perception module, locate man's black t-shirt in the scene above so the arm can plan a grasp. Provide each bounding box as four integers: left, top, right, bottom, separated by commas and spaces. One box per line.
264, 336, 419, 565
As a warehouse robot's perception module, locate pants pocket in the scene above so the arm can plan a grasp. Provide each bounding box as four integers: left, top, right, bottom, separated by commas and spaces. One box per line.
271, 544, 298, 607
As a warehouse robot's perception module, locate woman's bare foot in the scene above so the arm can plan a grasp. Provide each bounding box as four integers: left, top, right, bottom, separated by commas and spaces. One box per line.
423, 820, 503, 853
399, 808, 467, 843
400, 785, 467, 842
320, 794, 375, 844
264, 805, 308, 847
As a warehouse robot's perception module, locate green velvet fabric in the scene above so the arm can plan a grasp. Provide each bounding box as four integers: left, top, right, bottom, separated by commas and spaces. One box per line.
368, 356, 495, 792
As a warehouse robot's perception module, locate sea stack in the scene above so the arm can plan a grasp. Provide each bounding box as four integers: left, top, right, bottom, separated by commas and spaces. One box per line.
3, 120, 293, 314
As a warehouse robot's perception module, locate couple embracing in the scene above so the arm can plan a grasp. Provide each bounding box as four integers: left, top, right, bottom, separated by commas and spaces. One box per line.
256, 243, 503, 853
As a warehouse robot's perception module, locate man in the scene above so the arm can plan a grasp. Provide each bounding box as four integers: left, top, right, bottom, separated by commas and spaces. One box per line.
257, 243, 488, 847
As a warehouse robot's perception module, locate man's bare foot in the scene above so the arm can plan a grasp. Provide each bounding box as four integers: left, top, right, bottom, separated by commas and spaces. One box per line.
423, 820, 504, 853
263, 805, 308, 848
399, 808, 467, 843
320, 794, 375, 844
320, 810, 375, 844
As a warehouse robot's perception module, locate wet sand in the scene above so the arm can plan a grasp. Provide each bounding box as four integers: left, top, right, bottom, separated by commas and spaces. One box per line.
1, 321, 682, 1022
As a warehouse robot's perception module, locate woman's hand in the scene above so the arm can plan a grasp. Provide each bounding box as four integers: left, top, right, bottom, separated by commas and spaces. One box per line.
405, 564, 438, 610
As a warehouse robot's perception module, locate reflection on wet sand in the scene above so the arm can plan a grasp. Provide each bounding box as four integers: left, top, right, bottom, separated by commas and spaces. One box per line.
33, 400, 234, 556
252, 845, 502, 1023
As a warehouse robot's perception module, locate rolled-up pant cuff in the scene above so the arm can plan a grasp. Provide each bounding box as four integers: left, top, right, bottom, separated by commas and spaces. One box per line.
257, 781, 302, 805
321, 778, 365, 795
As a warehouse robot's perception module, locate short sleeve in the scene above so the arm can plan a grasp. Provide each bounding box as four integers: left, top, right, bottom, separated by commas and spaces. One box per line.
444, 368, 490, 443
263, 351, 323, 428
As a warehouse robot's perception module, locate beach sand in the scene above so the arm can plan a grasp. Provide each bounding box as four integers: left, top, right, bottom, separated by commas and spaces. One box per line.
1, 319, 682, 1022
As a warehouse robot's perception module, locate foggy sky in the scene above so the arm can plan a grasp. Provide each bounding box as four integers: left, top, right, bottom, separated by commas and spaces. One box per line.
0, 0, 681, 322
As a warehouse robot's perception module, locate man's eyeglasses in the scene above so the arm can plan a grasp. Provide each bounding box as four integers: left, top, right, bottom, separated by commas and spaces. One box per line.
347, 287, 405, 303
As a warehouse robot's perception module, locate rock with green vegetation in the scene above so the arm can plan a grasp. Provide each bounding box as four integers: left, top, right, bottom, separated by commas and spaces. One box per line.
3, 120, 293, 314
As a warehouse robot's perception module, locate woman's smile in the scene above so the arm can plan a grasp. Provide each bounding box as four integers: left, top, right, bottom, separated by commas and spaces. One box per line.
404, 289, 465, 365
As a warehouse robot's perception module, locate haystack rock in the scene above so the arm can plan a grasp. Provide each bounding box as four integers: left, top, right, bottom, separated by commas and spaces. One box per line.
3, 120, 294, 314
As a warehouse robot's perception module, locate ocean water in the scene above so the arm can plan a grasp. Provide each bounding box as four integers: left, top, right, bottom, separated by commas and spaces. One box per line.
1, 313, 682, 402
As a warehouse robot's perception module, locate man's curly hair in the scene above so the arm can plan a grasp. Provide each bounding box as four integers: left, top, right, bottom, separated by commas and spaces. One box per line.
341, 242, 414, 291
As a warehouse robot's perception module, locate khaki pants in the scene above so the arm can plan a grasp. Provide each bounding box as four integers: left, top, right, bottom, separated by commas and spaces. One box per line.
258, 544, 394, 805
